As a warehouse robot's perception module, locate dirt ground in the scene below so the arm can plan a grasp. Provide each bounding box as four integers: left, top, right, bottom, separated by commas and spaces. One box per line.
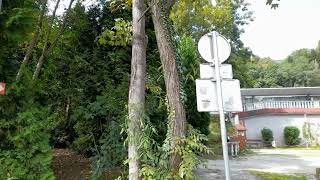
197, 149, 320, 180
52, 149, 122, 180
52, 149, 92, 180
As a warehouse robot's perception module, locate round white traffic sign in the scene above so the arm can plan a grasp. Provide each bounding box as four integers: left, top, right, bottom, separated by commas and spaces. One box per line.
198, 31, 231, 63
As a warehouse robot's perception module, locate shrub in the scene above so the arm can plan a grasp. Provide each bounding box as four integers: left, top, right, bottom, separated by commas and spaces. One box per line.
0, 108, 55, 179
284, 126, 301, 146
261, 128, 273, 146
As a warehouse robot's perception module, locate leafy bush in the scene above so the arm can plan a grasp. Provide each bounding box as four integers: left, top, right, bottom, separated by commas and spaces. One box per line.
261, 127, 273, 146
284, 126, 301, 146
0, 108, 55, 179
139, 124, 212, 180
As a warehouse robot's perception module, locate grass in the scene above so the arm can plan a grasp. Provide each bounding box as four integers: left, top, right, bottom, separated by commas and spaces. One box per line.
249, 171, 307, 180
276, 145, 320, 150
239, 148, 255, 156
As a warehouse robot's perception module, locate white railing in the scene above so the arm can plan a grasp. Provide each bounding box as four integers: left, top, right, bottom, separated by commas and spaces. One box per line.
244, 101, 320, 111
228, 141, 240, 156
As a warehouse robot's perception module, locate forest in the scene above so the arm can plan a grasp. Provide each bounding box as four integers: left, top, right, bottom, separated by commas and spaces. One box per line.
0, 0, 319, 179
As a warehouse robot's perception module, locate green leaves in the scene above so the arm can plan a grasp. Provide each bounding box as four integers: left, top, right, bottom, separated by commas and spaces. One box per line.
284, 126, 301, 146
0, 0, 38, 44
99, 18, 132, 46
266, 0, 280, 9
247, 48, 320, 88
0, 108, 55, 179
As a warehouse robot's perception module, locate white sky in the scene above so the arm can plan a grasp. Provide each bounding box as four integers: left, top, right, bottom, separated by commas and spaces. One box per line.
49, 0, 97, 15
241, 0, 320, 60
50, 0, 320, 60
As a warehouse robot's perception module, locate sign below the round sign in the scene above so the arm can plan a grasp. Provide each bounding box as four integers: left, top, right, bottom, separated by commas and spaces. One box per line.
198, 31, 231, 63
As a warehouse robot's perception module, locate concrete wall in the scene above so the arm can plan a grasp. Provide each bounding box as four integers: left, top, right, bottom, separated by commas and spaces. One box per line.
243, 114, 320, 146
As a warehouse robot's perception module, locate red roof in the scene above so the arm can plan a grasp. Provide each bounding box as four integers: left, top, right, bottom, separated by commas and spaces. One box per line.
236, 108, 320, 118
235, 124, 246, 131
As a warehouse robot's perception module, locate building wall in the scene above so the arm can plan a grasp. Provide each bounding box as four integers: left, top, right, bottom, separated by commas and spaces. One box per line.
243, 114, 320, 146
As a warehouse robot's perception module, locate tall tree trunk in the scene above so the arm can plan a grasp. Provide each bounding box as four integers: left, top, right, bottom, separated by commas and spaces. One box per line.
151, 0, 187, 171
128, 0, 147, 179
16, 0, 47, 81
32, 0, 74, 81
0, 0, 2, 12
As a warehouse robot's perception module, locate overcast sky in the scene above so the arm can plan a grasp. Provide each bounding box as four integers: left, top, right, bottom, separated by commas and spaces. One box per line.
51, 0, 320, 60
240, 0, 320, 60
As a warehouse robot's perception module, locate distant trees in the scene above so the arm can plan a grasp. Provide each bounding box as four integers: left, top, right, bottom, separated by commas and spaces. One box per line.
246, 45, 320, 88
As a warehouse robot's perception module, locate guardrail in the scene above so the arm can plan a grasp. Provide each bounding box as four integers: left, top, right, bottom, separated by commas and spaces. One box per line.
244, 101, 320, 111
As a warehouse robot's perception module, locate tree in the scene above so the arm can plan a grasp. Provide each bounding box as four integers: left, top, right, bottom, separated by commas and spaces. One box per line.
170, 0, 255, 88
151, 0, 187, 170
16, 0, 48, 81
178, 36, 210, 135
128, 0, 147, 179
266, 0, 280, 9
32, 0, 75, 81
310, 40, 320, 69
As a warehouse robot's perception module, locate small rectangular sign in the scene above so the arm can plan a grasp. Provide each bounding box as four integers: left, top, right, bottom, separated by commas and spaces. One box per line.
0, 82, 5, 95
196, 79, 242, 112
200, 64, 233, 79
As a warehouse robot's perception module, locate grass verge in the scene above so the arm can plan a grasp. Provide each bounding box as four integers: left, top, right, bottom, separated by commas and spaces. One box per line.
276, 145, 320, 150
248, 171, 307, 180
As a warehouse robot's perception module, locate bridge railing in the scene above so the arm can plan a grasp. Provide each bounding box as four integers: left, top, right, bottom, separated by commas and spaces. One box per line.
244, 101, 320, 111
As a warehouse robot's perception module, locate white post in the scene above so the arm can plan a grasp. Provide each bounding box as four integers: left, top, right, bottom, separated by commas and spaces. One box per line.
234, 114, 239, 125
304, 113, 309, 148
209, 31, 231, 180
231, 143, 234, 156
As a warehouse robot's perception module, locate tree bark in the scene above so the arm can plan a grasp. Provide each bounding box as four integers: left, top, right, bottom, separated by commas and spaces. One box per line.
151, 0, 187, 171
128, 0, 147, 179
32, 0, 74, 81
16, 0, 48, 81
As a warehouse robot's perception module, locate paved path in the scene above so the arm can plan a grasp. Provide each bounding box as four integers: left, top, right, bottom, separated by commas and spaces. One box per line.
197, 149, 320, 180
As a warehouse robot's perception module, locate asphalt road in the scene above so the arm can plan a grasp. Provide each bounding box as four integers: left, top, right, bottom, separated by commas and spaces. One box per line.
197, 149, 320, 180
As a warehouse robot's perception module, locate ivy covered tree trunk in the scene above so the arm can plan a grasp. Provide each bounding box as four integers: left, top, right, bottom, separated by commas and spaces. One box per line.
128, 0, 147, 179
151, 0, 187, 171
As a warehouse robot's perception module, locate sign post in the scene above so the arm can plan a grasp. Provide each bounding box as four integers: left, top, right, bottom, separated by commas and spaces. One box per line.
210, 31, 231, 180
197, 31, 242, 180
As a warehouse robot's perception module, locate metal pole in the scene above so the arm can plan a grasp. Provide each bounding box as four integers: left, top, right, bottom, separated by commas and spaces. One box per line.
209, 31, 231, 180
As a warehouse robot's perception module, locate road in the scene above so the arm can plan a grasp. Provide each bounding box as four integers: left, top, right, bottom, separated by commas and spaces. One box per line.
197, 149, 320, 180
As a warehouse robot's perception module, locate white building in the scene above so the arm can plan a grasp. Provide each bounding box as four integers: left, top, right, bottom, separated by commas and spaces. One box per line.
237, 87, 320, 147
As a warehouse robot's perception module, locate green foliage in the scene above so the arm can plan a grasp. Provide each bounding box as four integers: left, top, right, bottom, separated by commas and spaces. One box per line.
0, 107, 55, 180
266, 0, 280, 9
247, 48, 320, 88
249, 171, 307, 180
261, 127, 273, 146
170, 0, 255, 88
138, 124, 211, 180
91, 121, 126, 179
99, 18, 132, 46
178, 35, 210, 135
284, 126, 301, 146
170, 0, 252, 43
0, 0, 38, 45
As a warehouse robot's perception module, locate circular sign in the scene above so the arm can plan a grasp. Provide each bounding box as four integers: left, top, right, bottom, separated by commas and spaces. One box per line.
198, 31, 231, 63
